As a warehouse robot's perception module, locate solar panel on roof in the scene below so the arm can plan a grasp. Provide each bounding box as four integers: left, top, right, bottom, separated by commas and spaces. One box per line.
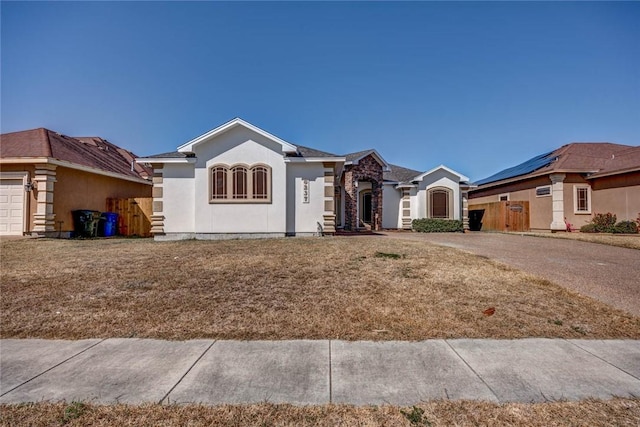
474, 151, 556, 185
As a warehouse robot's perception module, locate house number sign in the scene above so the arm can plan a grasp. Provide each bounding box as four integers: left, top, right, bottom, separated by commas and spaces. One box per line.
302, 179, 310, 203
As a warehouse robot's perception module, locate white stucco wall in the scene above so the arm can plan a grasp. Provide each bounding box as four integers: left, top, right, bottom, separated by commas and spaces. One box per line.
412, 169, 462, 220
192, 132, 288, 234
286, 163, 326, 234
162, 163, 196, 233
161, 126, 329, 236
382, 184, 402, 229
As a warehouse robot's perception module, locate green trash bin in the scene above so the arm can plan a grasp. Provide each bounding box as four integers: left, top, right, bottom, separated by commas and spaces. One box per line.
72, 210, 101, 237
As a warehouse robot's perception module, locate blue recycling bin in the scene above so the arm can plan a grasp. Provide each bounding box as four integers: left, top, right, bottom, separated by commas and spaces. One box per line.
99, 212, 119, 237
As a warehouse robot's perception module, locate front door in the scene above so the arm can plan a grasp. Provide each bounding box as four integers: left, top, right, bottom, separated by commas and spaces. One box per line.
360, 191, 372, 224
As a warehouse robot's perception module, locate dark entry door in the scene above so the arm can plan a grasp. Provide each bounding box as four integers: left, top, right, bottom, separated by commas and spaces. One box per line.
362, 192, 372, 224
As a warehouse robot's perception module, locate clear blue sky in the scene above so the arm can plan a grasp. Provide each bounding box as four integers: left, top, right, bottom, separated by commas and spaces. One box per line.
2, 1, 639, 181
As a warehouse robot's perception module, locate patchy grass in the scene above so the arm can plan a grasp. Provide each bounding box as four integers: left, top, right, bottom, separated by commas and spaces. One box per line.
519, 231, 640, 250
1, 399, 639, 426
1, 237, 639, 340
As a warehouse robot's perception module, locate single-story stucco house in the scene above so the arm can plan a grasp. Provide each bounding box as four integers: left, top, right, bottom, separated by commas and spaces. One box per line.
0, 128, 152, 237
469, 142, 640, 231
136, 118, 472, 240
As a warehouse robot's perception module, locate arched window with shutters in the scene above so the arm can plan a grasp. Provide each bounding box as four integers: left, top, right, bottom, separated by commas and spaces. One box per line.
428, 187, 452, 219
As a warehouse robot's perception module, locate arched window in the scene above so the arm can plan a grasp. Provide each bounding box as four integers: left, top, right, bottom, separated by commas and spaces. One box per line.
252, 165, 269, 199
429, 188, 452, 219
211, 166, 228, 199
232, 166, 248, 199
209, 164, 271, 203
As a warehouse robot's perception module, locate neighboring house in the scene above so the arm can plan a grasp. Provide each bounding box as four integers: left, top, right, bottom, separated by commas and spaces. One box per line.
136, 118, 471, 240
0, 128, 152, 237
469, 143, 640, 231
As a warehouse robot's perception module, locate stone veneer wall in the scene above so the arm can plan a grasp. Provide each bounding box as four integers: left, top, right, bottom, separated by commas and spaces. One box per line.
343, 154, 383, 231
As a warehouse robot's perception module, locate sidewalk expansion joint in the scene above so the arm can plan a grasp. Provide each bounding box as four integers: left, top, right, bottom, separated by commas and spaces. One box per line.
328, 340, 332, 404
565, 339, 640, 382
444, 339, 501, 403
0, 338, 107, 398
159, 340, 217, 405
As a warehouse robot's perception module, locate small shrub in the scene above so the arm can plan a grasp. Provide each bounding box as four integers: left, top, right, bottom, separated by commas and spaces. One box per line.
613, 220, 639, 234
591, 212, 617, 233
580, 223, 597, 233
412, 218, 463, 233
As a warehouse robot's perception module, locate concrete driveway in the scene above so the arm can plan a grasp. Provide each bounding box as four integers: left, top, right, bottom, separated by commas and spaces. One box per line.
384, 232, 640, 317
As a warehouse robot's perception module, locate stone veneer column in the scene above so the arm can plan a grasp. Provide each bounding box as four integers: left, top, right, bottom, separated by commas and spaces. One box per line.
32, 164, 57, 236
150, 165, 165, 234
401, 189, 412, 230
550, 173, 566, 231
461, 190, 470, 231
344, 169, 357, 231
372, 182, 382, 231
322, 163, 336, 234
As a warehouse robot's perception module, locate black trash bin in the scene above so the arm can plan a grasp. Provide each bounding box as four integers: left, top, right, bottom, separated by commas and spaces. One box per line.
72, 210, 101, 237
469, 209, 485, 231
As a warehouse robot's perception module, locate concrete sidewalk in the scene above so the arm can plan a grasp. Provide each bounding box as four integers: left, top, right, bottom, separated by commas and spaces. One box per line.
1, 339, 639, 406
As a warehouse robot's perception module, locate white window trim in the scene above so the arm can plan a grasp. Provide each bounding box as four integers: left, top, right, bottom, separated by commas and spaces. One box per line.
573, 185, 591, 214
498, 193, 510, 201
535, 185, 551, 197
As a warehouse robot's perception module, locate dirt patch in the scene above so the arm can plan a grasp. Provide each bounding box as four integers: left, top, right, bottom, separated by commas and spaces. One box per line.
1, 237, 638, 340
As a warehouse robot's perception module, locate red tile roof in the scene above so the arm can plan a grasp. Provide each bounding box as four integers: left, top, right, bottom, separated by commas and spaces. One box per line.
1, 128, 151, 180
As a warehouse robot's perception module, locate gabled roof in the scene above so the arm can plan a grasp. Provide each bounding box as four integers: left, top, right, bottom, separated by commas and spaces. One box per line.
0, 128, 152, 180
383, 164, 421, 183
344, 149, 390, 170
475, 142, 637, 186
412, 164, 470, 183
288, 145, 342, 159
177, 117, 297, 153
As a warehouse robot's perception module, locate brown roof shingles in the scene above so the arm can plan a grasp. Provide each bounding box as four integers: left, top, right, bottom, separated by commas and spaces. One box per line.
539, 143, 635, 173
476, 142, 639, 186
1, 128, 151, 180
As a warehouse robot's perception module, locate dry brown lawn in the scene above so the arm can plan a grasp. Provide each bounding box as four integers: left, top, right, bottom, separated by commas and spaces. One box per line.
1, 236, 639, 340
2, 399, 639, 426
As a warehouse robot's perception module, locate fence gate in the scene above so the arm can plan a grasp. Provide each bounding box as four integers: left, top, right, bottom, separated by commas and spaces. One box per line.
468, 201, 530, 232
106, 198, 152, 237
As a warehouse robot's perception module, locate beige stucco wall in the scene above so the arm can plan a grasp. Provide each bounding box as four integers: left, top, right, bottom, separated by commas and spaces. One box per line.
469, 173, 594, 231
469, 175, 554, 230
0, 163, 151, 233
590, 172, 640, 222
54, 166, 152, 232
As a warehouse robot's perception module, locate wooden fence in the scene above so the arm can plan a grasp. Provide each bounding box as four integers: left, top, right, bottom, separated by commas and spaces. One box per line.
106, 198, 152, 237
468, 201, 530, 232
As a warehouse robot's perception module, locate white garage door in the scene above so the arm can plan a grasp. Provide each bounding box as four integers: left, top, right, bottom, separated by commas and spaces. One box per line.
0, 179, 25, 235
